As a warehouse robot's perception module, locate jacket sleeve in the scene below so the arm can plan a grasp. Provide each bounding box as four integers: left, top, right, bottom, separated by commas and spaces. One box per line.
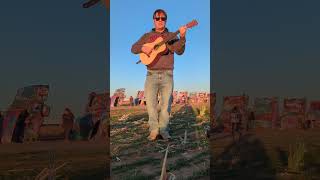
131, 33, 148, 54
167, 35, 186, 55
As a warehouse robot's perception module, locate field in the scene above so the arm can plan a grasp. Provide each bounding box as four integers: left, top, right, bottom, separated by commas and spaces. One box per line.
211, 128, 320, 179
111, 103, 320, 180
1, 103, 319, 180
0, 140, 108, 179
110, 103, 211, 180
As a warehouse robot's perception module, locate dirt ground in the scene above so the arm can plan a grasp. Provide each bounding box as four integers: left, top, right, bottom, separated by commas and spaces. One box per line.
0, 140, 108, 179
210, 128, 320, 180
110, 104, 211, 180
2, 104, 318, 180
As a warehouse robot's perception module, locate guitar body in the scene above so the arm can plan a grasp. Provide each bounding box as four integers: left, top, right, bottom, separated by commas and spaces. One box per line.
139, 37, 167, 65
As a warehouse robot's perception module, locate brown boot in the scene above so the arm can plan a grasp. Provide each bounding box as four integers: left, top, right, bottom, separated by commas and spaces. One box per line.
148, 129, 159, 141
159, 131, 171, 141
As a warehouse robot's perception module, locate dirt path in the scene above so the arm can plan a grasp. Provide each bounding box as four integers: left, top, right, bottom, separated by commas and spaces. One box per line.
111, 104, 210, 180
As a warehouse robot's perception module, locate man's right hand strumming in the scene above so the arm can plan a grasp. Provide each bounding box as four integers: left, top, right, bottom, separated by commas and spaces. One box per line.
141, 46, 153, 56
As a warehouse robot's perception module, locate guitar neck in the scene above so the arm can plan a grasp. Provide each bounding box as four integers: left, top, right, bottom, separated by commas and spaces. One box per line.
164, 30, 180, 43
155, 19, 198, 47
157, 30, 180, 47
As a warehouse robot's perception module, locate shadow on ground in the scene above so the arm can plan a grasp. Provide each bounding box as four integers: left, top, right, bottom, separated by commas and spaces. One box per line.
212, 134, 276, 180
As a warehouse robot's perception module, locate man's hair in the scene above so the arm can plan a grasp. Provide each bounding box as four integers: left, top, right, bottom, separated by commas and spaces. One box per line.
153, 9, 167, 19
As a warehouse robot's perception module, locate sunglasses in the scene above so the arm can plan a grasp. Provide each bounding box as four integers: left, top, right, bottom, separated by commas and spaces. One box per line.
154, 17, 167, 21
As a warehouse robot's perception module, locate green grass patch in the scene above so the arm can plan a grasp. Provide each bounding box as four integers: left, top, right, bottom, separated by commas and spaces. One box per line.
288, 140, 306, 173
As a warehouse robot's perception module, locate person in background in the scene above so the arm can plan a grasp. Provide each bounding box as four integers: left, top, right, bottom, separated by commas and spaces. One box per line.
134, 97, 139, 106
86, 92, 96, 113
181, 95, 186, 104
0, 111, 3, 143
230, 106, 241, 141
61, 108, 75, 142
168, 94, 173, 118
306, 110, 315, 129
12, 110, 29, 143
238, 108, 243, 139
247, 111, 255, 131
114, 97, 119, 107
130, 96, 134, 106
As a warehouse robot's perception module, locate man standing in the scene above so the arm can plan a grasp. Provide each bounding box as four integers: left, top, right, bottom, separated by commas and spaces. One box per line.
12, 110, 29, 143
129, 96, 134, 106
61, 108, 75, 142
0, 111, 3, 143
230, 107, 241, 141
131, 9, 187, 141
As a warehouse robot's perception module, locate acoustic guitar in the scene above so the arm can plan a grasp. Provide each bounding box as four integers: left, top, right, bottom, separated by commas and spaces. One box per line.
137, 19, 198, 65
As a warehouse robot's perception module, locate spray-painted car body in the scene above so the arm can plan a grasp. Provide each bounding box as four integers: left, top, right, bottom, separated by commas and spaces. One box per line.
217, 95, 249, 132
306, 101, 320, 128
1, 85, 50, 143
281, 98, 306, 129
110, 88, 126, 107
76, 92, 109, 140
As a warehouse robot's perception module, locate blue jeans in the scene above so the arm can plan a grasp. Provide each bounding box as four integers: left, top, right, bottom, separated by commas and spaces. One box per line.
144, 70, 173, 133
168, 94, 173, 113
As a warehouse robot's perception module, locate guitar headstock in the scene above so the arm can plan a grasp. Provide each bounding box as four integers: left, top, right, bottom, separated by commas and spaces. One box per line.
186, 19, 198, 29
82, 0, 109, 9
82, 0, 100, 8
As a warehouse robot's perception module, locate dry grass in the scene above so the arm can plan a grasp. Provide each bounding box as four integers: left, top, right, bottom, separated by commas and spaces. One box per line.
288, 140, 306, 173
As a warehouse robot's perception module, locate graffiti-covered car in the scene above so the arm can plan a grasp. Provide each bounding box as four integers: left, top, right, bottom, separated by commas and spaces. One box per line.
110, 88, 126, 107
1, 85, 50, 143
306, 101, 320, 128
217, 95, 249, 132
280, 98, 306, 129
76, 92, 109, 140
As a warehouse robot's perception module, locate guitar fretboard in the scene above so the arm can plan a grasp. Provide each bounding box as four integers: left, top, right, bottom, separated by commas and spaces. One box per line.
155, 20, 197, 47
156, 30, 180, 47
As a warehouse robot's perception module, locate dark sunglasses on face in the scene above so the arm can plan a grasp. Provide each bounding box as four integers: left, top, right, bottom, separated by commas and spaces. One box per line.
154, 17, 167, 21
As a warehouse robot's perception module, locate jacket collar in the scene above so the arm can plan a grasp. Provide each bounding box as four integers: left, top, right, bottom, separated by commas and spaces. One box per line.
151, 28, 169, 33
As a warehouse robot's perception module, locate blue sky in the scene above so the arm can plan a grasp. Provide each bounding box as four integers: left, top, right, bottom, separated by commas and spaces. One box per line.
110, 0, 210, 98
